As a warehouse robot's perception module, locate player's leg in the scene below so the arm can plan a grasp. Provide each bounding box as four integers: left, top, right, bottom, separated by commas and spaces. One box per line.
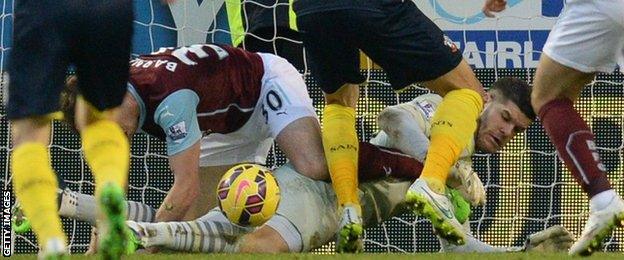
418, 59, 485, 189
351, 1, 483, 245
409, 69, 482, 246
10, 118, 68, 257
533, 0, 624, 255
70, 0, 134, 257
262, 163, 341, 252
258, 54, 328, 180
356, 142, 424, 181
296, 12, 366, 252
7, 1, 71, 257
534, 55, 624, 255
127, 209, 252, 252
275, 117, 327, 180
56, 188, 157, 226
238, 226, 290, 253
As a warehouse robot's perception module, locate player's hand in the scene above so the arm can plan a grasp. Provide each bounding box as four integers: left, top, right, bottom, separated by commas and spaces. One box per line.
483, 0, 507, 17
448, 160, 486, 207
524, 226, 574, 252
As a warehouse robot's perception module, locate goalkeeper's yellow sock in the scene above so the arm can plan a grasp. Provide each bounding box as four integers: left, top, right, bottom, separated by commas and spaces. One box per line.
11, 143, 66, 247
81, 119, 130, 196
420, 89, 483, 194
322, 104, 360, 213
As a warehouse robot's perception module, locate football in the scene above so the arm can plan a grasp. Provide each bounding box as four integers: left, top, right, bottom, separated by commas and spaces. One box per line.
216, 164, 281, 227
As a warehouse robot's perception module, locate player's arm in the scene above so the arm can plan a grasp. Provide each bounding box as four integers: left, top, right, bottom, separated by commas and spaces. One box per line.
376, 102, 430, 162
158, 141, 201, 221
444, 225, 574, 253
376, 96, 485, 206
154, 90, 202, 222
443, 192, 572, 253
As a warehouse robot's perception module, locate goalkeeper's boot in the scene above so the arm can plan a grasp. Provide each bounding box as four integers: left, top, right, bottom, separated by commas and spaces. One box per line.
11, 200, 32, 234
569, 195, 624, 256
405, 178, 465, 245
336, 204, 364, 253
98, 182, 131, 259
38, 238, 68, 260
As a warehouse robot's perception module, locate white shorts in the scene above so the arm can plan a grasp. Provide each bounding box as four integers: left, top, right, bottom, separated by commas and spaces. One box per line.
543, 0, 624, 73
198, 54, 317, 167
265, 163, 411, 252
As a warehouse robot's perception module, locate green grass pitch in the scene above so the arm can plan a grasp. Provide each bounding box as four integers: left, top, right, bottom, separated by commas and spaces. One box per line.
7, 253, 624, 259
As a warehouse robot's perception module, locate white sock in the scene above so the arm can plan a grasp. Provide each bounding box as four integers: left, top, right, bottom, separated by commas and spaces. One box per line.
590, 189, 617, 212
142, 209, 250, 252
58, 188, 156, 225
126, 200, 156, 222
58, 188, 98, 226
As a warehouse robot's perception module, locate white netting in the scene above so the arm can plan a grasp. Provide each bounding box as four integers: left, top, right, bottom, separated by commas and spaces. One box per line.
1, 0, 623, 254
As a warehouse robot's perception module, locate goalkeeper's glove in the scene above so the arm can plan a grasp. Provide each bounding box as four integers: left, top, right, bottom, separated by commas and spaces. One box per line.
523, 226, 574, 252
448, 188, 471, 224
448, 160, 486, 206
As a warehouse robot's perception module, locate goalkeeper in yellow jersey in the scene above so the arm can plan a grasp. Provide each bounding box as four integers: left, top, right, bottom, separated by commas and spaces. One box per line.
7, 0, 134, 258
292, 0, 487, 251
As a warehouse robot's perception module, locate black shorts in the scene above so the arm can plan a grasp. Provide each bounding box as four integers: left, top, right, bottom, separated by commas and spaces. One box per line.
296, 0, 462, 94
7, 0, 133, 119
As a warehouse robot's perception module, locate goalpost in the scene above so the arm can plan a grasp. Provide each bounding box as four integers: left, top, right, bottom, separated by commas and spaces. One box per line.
1, 0, 622, 254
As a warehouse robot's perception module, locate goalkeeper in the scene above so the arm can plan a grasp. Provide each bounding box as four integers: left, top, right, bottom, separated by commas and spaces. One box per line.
52, 77, 572, 253
16, 77, 570, 252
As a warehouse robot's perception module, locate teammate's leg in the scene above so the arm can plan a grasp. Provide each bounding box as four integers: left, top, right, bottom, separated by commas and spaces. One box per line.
343, 0, 485, 244
75, 100, 131, 257
419, 59, 485, 194
71, 0, 134, 257
260, 44, 363, 252
322, 85, 364, 252
533, 55, 624, 255
10, 118, 67, 257
401, 59, 484, 246
8, 1, 71, 256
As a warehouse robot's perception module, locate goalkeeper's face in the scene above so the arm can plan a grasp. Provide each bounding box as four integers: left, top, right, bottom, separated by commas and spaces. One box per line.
476, 97, 532, 153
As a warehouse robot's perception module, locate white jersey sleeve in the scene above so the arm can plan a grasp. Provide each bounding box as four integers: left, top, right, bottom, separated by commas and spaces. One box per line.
371, 94, 475, 161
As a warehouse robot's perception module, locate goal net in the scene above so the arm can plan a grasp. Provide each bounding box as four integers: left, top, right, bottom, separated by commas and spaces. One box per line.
1, 0, 623, 254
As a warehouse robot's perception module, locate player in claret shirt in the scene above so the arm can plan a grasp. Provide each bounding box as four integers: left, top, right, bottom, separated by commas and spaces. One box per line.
61, 43, 327, 224
60, 43, 427, 227
484, 0, 624, 255
119, 77, 574, 254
